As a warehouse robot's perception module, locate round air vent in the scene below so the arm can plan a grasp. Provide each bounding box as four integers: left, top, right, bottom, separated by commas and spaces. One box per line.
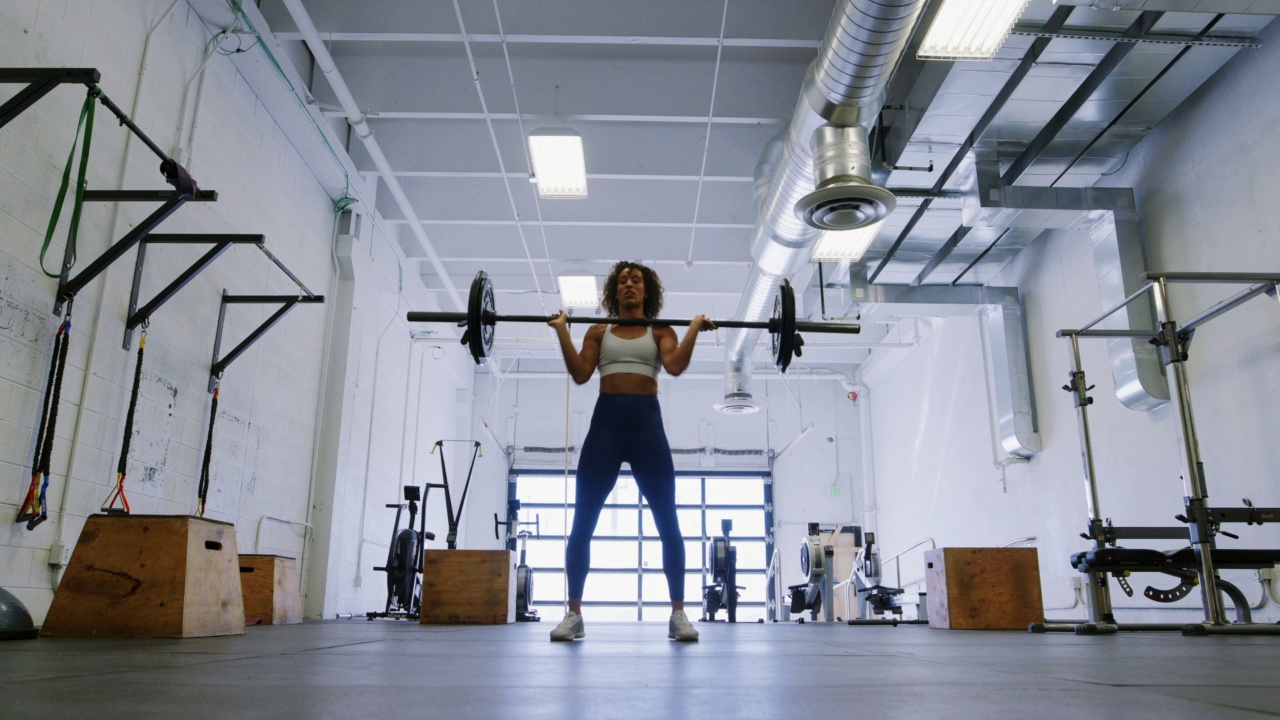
714, 393, 759, 415
795, 183, 897, 231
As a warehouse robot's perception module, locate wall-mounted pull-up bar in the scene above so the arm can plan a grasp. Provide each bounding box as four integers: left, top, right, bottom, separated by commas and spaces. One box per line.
209, 292, 325, 392
0, 68, 221, 317
123, 234, 265, 348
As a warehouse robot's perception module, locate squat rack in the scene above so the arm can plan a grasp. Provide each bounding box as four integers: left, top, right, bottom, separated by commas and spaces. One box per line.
1050, 271, 1280, 635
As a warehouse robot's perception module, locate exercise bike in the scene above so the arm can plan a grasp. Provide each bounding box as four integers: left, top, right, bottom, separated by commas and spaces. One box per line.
369, 484, 442, 620
495, 500, 541, 622
702, 519, 741, 622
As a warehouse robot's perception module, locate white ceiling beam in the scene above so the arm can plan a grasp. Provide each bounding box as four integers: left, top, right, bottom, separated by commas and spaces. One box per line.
435, 258, 752, 266
275, 32, 819, 48
323, 111, 786, 125
384, 219, 755, 229
391, 171, 753, 182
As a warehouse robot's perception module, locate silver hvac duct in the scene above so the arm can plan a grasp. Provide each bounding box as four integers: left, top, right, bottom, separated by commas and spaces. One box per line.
720, 0, 926, 413
965, 159, 1169, 410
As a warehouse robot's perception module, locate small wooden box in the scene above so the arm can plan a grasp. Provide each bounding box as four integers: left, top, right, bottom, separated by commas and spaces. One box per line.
924, 547, 1044, 630
239, 554, 302, 625
42, 515, 245, 638
420, 549, 516, 625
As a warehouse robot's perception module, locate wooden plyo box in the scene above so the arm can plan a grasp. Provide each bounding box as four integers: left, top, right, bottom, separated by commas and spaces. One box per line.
420, 549, 516, 625
42, 515, 245, 638
924, 547, 1044, 630
239, 554, 302, 625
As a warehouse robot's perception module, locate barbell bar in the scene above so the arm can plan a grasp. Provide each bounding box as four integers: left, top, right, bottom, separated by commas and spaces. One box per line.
405, 271, 861, 373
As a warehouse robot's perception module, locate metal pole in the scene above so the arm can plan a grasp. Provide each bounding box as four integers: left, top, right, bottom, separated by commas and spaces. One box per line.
1149, 278, 1225, 625
1066, 334, 1114, 626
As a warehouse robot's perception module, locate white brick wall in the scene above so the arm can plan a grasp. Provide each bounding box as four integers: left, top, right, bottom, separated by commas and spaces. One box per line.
0, 0, 472, 623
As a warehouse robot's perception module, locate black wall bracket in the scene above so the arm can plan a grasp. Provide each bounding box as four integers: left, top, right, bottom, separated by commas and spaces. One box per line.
209, 293, 325, 392
1, 68, 218, 317
52, 190, 219, 316
208, 249, 325, 392
124, 234, 265, 349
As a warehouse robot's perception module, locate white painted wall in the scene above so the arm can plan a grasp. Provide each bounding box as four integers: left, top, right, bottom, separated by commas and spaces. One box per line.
864, 19, 1280, 622
0, 0, 472, 622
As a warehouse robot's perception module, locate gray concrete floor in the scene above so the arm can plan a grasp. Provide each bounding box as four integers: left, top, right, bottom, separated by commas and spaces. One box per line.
2, 620, 1280, 719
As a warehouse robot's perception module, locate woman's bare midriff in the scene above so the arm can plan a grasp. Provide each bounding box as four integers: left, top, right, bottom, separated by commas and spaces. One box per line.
598, 325, 659, 395
600, 373, 658, 395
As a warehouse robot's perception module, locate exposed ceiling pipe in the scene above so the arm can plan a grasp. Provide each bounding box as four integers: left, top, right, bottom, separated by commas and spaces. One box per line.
279, 0, 465, 312
720, 0, 926, 413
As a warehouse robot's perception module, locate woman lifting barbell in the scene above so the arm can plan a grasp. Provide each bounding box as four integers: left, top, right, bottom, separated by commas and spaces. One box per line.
546, 261, 714, 643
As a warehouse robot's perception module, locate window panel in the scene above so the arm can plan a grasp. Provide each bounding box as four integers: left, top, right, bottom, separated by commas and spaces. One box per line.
706, 508, 765, 537
595, 504, 642, 536
517, 475, 574, 504
734, 540, 768, 571
641, 540, 704, 571
584, 573, 639, 602
674, 477, 703, 504
523, 508, 572, 537
532, 571, 566, 603
516, 472, 767, 620
525, 539, 565, 569
641, 508, 703, 537
590, 539, 640, 569
705, 476, 762, 504
609, 476, 640, 505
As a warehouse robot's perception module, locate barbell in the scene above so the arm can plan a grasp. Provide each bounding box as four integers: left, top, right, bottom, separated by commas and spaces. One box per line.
405, 271, 861, 373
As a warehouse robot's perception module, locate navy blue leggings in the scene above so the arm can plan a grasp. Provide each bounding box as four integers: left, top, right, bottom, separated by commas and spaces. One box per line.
566, 393, 685, 601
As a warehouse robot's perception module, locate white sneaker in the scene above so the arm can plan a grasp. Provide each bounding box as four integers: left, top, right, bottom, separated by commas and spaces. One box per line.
550, 611, 585, 641
668, 609, 699, 642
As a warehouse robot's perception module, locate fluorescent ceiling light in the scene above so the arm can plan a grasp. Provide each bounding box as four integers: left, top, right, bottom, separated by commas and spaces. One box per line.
529, 127, 587, 199
809, 221, 884, 263
918, 0, 1033, 60
557, 275, 599, 308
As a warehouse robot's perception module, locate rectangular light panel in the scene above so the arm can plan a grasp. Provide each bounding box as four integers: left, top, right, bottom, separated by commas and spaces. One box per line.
918, 0, 1034, 60
529, 128, 588, 199
557, 275, 599, 308
809, 221, 885, 263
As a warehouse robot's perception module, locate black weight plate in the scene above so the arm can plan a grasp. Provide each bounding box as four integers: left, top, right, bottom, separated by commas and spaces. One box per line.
467, 271, 495, 364
772, 279, 796, 373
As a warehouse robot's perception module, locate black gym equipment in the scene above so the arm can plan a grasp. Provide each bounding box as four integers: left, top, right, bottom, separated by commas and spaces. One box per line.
1039, 272, 1280, 636
17, 309, 71, 530
788, 523, 835, 622
405, 271, 861, 372
846, 532, 929, 626
370, 484, 441, 620
0, 587, 38, 641
102, 325, 148, 514
432, 439, 483, 550
495, 506, 541, 622
702, 519, 742, 622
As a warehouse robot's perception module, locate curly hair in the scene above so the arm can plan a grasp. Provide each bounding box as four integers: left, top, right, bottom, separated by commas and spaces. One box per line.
601, 260, 663, 319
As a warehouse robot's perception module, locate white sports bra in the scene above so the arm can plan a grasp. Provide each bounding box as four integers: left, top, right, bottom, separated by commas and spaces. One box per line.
598, 325, 660, 380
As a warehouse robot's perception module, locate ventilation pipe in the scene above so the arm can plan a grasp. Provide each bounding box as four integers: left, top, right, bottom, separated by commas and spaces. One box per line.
721, 0, 925, 412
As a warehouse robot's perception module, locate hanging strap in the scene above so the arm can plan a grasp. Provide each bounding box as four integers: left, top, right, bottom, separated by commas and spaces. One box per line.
197, 379, 219, 517
103, 329, 145, 514
39, 87, 99, 279
18, 314, 70, 526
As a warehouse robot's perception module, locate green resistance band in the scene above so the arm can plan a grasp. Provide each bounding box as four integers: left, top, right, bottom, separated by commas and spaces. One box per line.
39, 86, 100, 279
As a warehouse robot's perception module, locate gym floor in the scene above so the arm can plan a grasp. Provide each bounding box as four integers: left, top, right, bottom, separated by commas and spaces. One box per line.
2, 620, 1279, 718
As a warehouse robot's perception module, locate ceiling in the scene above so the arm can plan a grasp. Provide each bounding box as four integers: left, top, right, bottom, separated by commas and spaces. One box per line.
257, 0, 1274, 374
